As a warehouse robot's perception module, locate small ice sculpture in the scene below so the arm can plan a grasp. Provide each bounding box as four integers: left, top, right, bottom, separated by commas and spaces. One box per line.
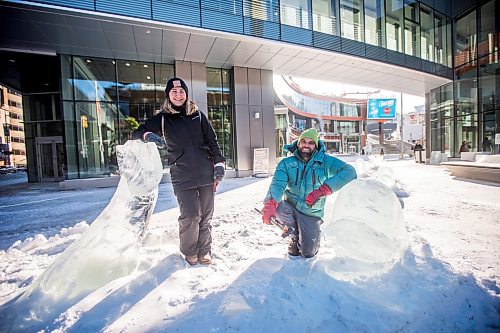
354, 158, 367, 177
375, 166, 395, 187
322, 179, 408, 280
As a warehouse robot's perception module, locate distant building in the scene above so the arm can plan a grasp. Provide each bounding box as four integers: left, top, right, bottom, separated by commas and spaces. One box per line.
0, 85, 25, 167
274, 76, 366, 154
404, 105, 425, 143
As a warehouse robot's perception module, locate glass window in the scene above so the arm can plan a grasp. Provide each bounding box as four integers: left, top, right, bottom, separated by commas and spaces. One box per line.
420, 5, 434, 61
340, 103, 361, 117
478, 55, 499, 113
313, 0, 337, 35
75, 101, 118, 178
479, 0, 498, 58
429, 82, 454, 154
455, 10, 477, 67
403, 0, 418, 23
61, 55, 73, 101
435, 12, 450, 66
481, 111, 496, 151
243, 0, 280, 22
455, 63, 478, 117
404, 20, 420, 57
340, 0, 364, 42
385, 0, 404, 52
337, 120, 359, 133
62, 101, 78, 179
365, 0, 385, 46
280, 0, 310, 29
403, 0, 419, 57
73, 57, 117, 102
456, 114, 478, 152
116, 60, 156, 124
154, 63, 175, 104
206, 68, 234, 168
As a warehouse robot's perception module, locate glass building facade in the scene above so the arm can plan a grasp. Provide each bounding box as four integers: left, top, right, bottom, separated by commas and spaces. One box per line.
1, 0, 463, 181
60, 55, 233, 179
429, 0, 499, 156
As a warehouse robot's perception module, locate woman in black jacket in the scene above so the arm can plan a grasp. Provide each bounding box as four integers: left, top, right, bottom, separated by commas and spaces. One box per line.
133, 77, 225, 266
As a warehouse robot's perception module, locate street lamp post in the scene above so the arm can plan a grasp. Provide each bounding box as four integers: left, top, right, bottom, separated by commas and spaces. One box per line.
400, 93, 404, 159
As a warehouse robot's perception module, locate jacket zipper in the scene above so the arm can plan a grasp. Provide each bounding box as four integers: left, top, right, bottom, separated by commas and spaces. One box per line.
300, 164, 306, 186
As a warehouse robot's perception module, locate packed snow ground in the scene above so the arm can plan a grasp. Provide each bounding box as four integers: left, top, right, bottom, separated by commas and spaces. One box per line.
0, 159, 499, 332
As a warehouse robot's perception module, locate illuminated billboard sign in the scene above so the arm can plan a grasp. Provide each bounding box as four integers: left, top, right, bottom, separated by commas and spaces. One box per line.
367, 98, 397, 119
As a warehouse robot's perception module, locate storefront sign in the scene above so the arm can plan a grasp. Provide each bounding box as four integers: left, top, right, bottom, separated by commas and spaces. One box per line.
253, 148, 269, 176
367, 98, 397, 119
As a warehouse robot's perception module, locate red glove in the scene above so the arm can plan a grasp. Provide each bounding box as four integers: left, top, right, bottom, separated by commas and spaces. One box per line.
305, 184, 332, 207
262, 199, 278, 225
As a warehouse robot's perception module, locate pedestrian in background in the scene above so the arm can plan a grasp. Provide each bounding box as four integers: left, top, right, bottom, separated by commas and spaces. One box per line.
459, 141, 470, 153
482, 137, 492, 153
133, 77, 225, 266
261, 128, 357, 258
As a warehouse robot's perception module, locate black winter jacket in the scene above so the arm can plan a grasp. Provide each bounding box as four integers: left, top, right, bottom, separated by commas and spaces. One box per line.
133, 106, 225, 191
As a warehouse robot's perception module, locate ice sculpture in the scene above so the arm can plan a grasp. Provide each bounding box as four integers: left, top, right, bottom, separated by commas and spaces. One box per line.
322, 179, 408, 280
375, 166, 395, 187
354, 158, 367, 178
0, 140, 163, 332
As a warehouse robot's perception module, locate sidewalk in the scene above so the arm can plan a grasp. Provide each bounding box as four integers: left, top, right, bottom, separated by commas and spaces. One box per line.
0, 173, 59, 196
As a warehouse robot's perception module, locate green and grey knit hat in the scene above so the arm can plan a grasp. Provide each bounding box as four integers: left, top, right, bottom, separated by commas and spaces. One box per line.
298, 128, 319, 146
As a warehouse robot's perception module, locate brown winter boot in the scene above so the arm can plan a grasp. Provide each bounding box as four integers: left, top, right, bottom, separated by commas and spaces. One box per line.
185, 255, 198, 266
288, 238, 300, 256
198, 253, 212, 265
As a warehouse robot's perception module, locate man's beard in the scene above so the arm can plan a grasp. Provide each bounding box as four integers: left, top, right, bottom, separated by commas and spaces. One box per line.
299, 147, 313, 159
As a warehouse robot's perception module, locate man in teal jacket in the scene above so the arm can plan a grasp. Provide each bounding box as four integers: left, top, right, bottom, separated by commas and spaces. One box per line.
262, 128, 357, 258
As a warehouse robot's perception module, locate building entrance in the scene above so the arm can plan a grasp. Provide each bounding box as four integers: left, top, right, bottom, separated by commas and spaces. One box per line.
36, 136, 64, 182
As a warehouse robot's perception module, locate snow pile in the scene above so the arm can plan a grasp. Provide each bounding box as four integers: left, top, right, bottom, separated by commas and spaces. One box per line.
57, 221, 89, 238
0, 159, 498, 332
7, 222, 89, 253
8, 234, 48, 252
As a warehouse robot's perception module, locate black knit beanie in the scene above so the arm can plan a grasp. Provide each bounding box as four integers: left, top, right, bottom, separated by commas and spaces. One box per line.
165, 77, 189, 99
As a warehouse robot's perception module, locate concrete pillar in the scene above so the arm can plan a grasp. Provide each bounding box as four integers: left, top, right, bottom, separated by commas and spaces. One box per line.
175, 60, 207, 114
232, 67, 276, 176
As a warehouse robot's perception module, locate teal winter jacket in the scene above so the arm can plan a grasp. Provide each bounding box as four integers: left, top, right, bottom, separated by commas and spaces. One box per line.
265, 140, 357, 218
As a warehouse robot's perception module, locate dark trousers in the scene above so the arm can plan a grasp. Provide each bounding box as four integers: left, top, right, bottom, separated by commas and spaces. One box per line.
174, 185, 214, 257
276, 201, 323, 257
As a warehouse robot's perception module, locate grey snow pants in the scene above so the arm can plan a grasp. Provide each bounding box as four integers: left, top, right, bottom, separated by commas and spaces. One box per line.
276, 200, 323, 257
174, 184, 214, 257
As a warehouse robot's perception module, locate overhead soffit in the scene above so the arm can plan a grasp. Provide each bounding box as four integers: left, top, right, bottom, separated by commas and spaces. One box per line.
0, 2, 451, 96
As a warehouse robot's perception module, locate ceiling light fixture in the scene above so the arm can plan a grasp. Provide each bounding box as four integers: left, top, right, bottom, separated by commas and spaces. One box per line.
125, 63, 130, 67
146, 76, 151, 80
143, 64, 148, 68
86, 59, 92, 63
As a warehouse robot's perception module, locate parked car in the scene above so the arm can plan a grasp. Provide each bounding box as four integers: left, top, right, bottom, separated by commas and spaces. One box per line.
0, 165, 17, 174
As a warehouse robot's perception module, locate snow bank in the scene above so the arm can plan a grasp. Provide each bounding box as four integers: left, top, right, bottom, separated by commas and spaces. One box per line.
0, 159, 498, 332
